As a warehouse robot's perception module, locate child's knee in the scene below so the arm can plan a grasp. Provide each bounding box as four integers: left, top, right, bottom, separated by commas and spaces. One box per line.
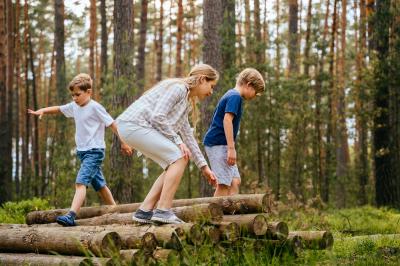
231, 178, 241, 187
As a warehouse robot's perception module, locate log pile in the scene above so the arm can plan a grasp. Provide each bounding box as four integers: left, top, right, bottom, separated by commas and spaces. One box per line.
0, 193, 334, 265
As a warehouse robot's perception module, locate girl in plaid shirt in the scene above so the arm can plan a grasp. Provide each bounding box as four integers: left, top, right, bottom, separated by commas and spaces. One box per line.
117, 64, 218, 224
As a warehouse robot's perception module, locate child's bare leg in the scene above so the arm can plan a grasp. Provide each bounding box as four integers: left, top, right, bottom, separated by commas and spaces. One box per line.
214, 184, 230, 197
98, 186, 116, 205
156, 157, 188, 209
140, 171, 166, 210
70, 184, 87, 213
229, 178, 241, 195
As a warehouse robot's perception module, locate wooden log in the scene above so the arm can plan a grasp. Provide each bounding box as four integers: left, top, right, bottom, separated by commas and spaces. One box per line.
153, 248, 180, 264
289, 231, 333, 249
0, 253, 98, 266
222, 214, 268, 236
50, 224, 185, 251
213, 222, 240, 242
266, 221, 289, 240
0, 227, 121, 257
202, 225, 221, 245
26, 194, 270, 224
74, 203, 222, 225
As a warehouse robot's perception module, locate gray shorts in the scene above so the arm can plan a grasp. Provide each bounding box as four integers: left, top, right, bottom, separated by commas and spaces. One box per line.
204, 145, 240, 186
117, 120, 183, 170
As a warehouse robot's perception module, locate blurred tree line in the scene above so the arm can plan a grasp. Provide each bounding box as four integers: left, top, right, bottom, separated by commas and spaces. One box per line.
0, 0, 399, 209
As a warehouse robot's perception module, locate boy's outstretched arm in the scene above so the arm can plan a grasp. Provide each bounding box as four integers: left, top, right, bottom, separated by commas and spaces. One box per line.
223, 112, 236, 166
108, 122, 134, 156
27, 106, 61, 119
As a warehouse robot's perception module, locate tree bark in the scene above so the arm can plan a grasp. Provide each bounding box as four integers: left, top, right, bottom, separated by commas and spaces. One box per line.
289, 231, 333, 249
0, 0, 12, 204
175, 0, 183, 76
222, 214, 268, 236
89, 0, 97, 94
0, 227, 121, 256
100, 0, 107, 89
213, 221, 240, 242
0, 253, 101, 266
112, 0, 138, 203
135, 0, 148, 92
156, 0, 164, 81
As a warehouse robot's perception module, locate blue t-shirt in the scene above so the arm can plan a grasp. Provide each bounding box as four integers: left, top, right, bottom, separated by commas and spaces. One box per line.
203, 89, 243, 146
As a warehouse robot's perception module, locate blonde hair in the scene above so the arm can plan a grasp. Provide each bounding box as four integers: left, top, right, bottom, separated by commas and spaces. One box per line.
183, 64, 219, 128
69, 73, 93, 91
236, 68, 265, 94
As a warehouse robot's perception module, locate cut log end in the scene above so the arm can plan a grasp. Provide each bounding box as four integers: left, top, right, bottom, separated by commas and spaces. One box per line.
141, 232, 158, 253
91, 231, 122, 257
253, 215, 269, 236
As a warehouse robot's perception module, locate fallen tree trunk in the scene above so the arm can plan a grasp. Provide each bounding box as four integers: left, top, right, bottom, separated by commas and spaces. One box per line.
53, 224, 185, 251
288, 231, 333, 249
222, 214, 268, 236
161, 223, 205, 245
0, 253, 106, 266
75, 203, 222, 225
266, 221, 289, 240
26, 194, 270, 224
0, 227, 121, 257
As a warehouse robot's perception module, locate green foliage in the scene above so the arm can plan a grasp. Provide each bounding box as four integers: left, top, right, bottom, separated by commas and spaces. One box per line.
0, 198, 52, 224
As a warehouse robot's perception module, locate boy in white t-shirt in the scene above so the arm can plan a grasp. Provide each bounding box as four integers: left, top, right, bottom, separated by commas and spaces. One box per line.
28, 73, 132, 226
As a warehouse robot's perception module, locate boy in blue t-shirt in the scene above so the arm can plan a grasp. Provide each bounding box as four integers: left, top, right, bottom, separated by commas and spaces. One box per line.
203, 68, 265, 196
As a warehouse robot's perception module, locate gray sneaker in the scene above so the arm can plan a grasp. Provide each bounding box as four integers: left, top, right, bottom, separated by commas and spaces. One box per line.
132, 209, 154, 224
151, 209, 185, 224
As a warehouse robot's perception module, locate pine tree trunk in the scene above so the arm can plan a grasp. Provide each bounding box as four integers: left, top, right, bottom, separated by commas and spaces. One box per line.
14, 0, 21, 197
111, 0, 137, 203
89, 0, 96, 95
156, 0, 163, 81
0, 0, 12, 204
335, 0, 349, 208
100, 0, 107, 89
135, 0, 148, 92
175, 0, 183, 77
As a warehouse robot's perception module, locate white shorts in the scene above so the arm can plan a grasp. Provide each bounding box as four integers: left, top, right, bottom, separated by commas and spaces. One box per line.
117, 120, 183, 170
204, 145, 240, 186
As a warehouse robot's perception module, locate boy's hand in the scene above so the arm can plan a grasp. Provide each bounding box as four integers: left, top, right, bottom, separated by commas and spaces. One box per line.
121, 142, 134, 156
27, 109, 44, 119
201, 166, 217, 187
179, 143, 192, 160
227, 147, 236, 166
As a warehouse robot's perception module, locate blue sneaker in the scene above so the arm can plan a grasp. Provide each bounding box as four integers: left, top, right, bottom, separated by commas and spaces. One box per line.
151, 209, 185, 224
132, 209, 154, 224
56, 214, 76, 226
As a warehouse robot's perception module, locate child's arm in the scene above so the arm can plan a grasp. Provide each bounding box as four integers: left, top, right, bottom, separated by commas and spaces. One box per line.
108, 122, 134, 156
27, 106, 61, 119
223, 113, 236, 166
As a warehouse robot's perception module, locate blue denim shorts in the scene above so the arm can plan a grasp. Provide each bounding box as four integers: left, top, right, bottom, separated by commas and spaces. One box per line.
76, 148, 106, 191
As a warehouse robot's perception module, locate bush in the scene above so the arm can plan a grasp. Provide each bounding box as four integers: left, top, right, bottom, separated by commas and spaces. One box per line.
0, 198, 52, 224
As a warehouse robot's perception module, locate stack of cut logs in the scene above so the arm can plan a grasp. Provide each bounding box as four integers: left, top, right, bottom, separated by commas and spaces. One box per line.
0, 194, 333, 265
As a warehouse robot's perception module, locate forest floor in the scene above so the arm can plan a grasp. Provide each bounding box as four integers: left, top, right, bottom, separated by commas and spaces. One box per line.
0, 199, 400, 265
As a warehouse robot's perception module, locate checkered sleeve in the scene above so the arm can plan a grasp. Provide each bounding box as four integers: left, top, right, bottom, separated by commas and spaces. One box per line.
149, 85, 185, 145
180, 117, 208, 169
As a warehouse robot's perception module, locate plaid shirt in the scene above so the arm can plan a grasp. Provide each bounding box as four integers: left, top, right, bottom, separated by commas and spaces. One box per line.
117, 79, 208, 169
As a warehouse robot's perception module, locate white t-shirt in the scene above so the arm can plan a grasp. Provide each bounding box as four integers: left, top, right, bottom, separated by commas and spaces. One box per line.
59, 100, 114, 151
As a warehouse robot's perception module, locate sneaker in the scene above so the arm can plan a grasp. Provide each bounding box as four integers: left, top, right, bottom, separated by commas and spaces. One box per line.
132, 209, 154, 224
56, 214, 76, 226
151, 209, 185, 224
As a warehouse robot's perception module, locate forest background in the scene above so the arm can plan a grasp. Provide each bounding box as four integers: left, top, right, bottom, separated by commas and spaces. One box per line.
0, 0, 399, 211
